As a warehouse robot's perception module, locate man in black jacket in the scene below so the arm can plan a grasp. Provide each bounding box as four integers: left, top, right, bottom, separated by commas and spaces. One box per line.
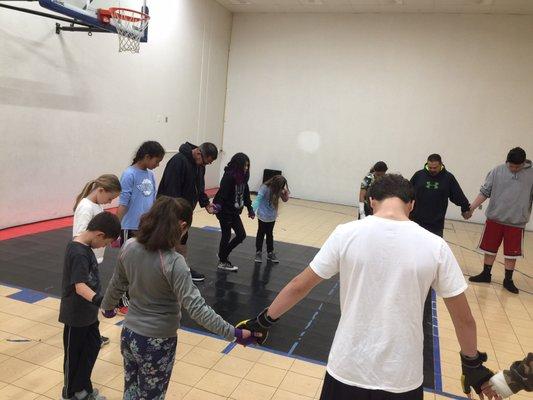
158, 142, 218, 282
410, 154, 472, 237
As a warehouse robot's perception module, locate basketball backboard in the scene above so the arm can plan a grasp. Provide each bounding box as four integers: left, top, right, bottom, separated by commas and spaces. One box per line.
38, 0, 148, 42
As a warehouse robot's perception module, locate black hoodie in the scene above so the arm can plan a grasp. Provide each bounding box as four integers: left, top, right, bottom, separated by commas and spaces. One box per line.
157, 142, 209, 209
410, 165, 470, 232
214, 167, 252, 217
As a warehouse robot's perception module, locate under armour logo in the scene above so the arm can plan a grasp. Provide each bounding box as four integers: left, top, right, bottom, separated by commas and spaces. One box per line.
426, 181, 439, 189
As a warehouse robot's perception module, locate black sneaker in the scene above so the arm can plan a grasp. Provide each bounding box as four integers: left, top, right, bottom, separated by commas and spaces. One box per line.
469, 272, 491, 283
190, 268, 205, 282
503, 279, 519, 294
254, 251, 262, 263
267, 252, 279, 263
100, 336, 110, 348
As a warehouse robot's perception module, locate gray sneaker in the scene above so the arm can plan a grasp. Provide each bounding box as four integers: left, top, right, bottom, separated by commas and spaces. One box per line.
76, 389, 107, 400
267, 252, 279, 263
254, 251, 262, 263
217, 261, 238, 271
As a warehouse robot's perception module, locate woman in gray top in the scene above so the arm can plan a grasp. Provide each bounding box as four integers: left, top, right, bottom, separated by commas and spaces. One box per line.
101, 196, 256, 399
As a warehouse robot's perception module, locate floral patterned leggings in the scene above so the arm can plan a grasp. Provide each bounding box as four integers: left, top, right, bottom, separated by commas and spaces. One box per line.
121, 327, 177, 400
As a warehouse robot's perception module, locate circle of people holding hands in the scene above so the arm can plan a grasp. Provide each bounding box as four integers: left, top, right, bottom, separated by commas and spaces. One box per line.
60, 141, 531, 400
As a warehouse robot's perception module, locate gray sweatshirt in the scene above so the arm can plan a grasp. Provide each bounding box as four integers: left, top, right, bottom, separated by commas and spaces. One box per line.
480, 161, 533, 227
101, 239, 235, 340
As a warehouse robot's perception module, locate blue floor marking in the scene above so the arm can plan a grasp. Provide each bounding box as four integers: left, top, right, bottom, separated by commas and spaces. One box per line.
431, 289, 443, 392
8, 288, 49, 303
288, 281, 339, 356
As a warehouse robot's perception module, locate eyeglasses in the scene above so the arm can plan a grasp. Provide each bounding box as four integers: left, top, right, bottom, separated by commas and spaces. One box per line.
199, 149, 213, 165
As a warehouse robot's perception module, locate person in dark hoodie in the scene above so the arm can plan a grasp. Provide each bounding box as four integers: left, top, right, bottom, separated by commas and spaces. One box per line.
469, 147, 533, 294
157, 142, 218, 282
409, 154, 471, 237
213, 153, 255, 271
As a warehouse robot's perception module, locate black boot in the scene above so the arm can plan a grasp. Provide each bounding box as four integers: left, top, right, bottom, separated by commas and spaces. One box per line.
469, 264, 492, 283
503, 279, 519, 294
469, 271, 491, 283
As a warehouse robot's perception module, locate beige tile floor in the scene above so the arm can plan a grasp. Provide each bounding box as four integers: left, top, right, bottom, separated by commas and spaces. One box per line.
0, 198, 531, 400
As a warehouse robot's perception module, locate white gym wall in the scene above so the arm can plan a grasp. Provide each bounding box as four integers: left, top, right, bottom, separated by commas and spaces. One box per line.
222, 13, 533, 230
0, 0, 232, 228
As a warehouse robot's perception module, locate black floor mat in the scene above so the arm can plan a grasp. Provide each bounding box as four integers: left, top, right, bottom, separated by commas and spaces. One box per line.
0, 226, 435, 388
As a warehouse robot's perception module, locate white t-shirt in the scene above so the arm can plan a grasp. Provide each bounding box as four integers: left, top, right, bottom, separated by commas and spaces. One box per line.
73, 198, 105, 263
310, 215, 467, 393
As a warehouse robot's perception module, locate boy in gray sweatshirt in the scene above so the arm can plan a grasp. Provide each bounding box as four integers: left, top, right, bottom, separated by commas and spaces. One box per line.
469, 147, 533, 294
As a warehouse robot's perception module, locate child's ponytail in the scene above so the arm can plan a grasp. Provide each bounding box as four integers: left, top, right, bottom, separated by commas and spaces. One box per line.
74, 180, 97, 211
73, 174, 121, 211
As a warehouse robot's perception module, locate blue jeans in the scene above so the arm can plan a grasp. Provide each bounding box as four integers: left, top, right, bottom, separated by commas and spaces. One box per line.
121, 327, 177, 400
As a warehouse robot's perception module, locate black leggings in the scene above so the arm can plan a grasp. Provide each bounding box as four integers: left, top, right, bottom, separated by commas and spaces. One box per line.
256, 220, 275, 253
319, 372, 423, 400
217, 214, 246, 262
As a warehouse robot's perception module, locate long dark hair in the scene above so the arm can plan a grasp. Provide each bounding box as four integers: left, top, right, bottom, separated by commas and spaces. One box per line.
225, 152, 250, 183
132, 141, 165, 165
136, 196, 193, 252
264, 175, 288, 210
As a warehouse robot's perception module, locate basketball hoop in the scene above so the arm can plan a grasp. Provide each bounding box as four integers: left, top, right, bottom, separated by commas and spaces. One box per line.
105, 7, 149, 53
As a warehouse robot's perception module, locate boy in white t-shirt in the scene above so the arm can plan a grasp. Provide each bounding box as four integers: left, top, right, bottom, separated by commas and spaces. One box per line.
238, 174, 498, 400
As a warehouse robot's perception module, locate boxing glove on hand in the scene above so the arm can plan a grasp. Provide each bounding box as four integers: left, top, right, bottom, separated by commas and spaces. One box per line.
235, 308, 278, 345
489, 353, 533, 397
101, 309, 117, 318
460, 351, 494, 395
358, 202, 365, 219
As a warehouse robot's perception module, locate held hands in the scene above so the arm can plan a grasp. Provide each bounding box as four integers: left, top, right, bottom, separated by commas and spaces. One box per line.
462, 210, 473, 220
461, 351, 496, 399
248, 209, 255, 220
207, 203, 221, 214
101, 309, 117, 318
235, 308, 278, 345
234, 328, 263, 347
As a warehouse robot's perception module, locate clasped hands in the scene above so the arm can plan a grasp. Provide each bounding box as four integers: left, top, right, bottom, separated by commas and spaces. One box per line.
100, 308, 272, 348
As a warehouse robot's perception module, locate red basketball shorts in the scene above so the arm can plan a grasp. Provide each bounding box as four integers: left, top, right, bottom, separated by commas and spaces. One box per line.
478, 219, 524, 258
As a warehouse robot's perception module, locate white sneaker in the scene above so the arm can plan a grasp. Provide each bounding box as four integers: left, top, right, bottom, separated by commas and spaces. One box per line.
217, 261, 238, 271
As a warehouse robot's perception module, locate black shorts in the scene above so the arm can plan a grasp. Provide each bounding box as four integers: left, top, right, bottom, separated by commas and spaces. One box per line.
319, 372, 423, 400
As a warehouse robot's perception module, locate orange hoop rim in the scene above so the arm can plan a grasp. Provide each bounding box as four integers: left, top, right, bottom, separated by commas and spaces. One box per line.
109, 7, 150, 23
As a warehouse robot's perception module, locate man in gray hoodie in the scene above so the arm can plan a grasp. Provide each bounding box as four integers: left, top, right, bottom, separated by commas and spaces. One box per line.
469, 147, 533, 294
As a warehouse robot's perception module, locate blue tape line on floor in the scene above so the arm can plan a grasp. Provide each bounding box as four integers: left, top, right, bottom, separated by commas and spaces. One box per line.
8, 288, 48, 304
222, 342, 236, 354
431, 289, 443, 392
424, 387, 468, 399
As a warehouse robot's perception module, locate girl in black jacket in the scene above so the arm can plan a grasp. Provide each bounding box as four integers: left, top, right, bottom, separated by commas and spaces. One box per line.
213, 153, 255, 271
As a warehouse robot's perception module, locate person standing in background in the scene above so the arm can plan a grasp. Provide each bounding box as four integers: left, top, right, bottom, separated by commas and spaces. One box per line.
409, 153, 471, 238
358, 161, 387, 219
